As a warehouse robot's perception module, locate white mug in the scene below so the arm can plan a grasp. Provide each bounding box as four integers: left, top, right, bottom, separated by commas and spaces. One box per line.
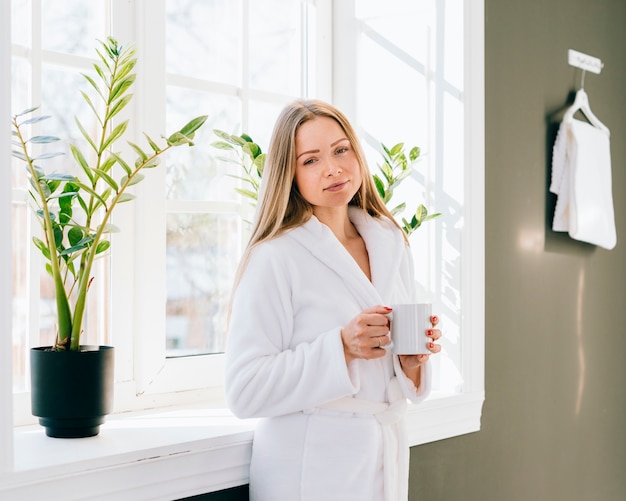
389, 303, 432, 355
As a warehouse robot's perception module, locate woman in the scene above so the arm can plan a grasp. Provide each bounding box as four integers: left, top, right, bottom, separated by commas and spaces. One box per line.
224, 99, 442, 501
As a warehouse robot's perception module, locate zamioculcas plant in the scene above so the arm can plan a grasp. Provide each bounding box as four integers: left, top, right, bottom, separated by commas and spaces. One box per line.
11, 37, 208, 352
211, 130, 440, 236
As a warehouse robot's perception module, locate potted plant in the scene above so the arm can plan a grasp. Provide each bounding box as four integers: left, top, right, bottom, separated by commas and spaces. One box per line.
211, 130, 440, 235
11, 37, 207, 437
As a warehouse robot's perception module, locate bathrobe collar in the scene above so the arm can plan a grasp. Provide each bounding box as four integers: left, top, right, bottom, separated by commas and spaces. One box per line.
286, 206, 406, 306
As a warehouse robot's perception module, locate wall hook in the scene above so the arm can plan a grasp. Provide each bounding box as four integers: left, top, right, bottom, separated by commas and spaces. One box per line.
568, 49, 603, 89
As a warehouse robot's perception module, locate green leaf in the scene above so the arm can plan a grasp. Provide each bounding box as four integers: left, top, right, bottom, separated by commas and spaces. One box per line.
43, 173, 77, 182
21, 115, 51, 125
16, 106, 40, 116
28, 135, 60, 144
117, 193, 135, 203
211, 141, 235, 151
373, 175, 385, 199
79, 91, 101, 124
415, 204, 428, 221
75, 117, 98, 153
53, 225, 63, 248
409, 146, 421, 162
70, 144, 95, 183
128, 141, 148, 162
143, 133, 161, 153
95, 240, 111, 254
11, 150, 27, 161
81, 74, 105, 101
68, 226, 84, 246
166, 131, 193, 147
32, 237, 50, 258
142, 157, 161, 169
107, 94, 133, 120
115, 58, 137, 81
235, 188, 259, 200
100, 120, 128, 153
93, 63, 106, 83
389, 143, 404, 156
75, 181, 108, 207
94, 168, 119, 191
100, 155, 117, 173
33, 152, 64, 161
180, 115, 208, 137
109, 75, 135, 103
242, 142, 261, 158
111, 152, 132, 176
60, 241, 90, 256
122, 173, 144, 186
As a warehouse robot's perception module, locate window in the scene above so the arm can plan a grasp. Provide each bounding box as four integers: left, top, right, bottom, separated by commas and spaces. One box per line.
3, 0, 483, 474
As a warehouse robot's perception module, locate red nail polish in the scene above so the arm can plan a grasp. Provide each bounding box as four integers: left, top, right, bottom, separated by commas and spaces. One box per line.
431, 315, 439, 323
429, 342, 435, 349
384, 306, 393, 311
427, 329, 434, 337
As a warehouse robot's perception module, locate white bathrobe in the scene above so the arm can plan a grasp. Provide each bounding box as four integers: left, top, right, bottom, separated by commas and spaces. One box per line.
225, 206, 431, 501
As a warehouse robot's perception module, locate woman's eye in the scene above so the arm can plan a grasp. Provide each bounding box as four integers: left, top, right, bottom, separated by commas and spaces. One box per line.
303, 158, 316, 165
336, 147, 348, 155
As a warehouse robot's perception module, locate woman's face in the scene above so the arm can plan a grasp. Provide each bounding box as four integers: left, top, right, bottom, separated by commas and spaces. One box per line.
294, 116, 362, 211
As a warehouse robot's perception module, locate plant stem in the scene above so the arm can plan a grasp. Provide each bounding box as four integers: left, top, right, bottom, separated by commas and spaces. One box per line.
13, 119, 73, 347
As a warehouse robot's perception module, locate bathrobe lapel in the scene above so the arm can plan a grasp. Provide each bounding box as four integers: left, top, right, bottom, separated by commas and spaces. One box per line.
287, 207, 406, 307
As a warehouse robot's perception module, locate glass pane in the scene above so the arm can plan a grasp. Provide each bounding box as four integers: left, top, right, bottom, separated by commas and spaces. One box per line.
166, 213, 241, 356
12, 203, 28, 392
166, 87, 241, 201
11, 0, 31, 47
166, 0, 242, 85
40, 65, 97, 176
248, 0, 302, 95
353, 0, 465, 395
41, 0, 106, 57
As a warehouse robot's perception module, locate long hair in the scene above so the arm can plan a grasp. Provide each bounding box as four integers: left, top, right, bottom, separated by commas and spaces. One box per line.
233, 99, 404, 289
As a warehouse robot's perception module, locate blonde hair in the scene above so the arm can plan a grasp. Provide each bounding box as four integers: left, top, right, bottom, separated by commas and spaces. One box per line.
234, 99, 404, 288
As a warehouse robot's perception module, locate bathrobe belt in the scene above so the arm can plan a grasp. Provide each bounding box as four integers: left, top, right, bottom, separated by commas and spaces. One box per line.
309, 377, 409, 501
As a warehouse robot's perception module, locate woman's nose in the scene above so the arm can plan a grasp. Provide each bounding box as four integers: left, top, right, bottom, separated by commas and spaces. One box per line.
325, 159, 342, 176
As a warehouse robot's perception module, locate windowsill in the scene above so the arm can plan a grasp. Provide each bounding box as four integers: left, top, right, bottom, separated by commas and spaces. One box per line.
2, 391, 483, 500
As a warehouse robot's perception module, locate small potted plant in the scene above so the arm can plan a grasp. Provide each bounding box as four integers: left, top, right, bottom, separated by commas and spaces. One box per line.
11, 37, 207, 438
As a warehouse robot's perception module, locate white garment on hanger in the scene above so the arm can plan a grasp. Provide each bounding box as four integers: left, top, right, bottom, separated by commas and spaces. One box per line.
550, 105, 616, 250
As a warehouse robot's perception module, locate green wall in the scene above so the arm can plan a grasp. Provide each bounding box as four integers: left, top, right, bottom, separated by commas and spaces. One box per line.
409, 0, 626, 500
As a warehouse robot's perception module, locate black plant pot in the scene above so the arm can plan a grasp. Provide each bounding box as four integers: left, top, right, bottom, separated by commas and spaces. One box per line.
30, 345, 115, 438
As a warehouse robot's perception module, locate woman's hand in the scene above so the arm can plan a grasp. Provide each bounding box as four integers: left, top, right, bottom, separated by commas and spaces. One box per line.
341, 305, 392, 364
398, 315, 442, 385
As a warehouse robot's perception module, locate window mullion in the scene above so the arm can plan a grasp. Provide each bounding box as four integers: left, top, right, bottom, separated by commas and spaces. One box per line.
130, 0, 168, 395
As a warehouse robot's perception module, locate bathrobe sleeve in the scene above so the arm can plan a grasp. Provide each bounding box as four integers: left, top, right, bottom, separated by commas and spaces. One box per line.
224, 242, 358, 419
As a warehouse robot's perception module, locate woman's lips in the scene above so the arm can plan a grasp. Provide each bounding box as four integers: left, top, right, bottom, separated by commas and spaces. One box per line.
324, 181, 348, 192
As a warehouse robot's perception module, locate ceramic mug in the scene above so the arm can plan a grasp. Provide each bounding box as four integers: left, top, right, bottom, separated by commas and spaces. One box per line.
389, 303, 432, 355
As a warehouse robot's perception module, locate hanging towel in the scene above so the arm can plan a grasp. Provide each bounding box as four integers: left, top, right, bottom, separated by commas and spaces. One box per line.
550, 118, 616, 250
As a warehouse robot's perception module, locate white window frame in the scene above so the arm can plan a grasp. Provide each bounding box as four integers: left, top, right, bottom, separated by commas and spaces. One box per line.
0, 0, 484, 496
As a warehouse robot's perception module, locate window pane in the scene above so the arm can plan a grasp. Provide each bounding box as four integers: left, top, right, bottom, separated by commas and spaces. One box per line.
12, 203, 28, 392
41, 0, 106, 56
166, 213, 240, 355
10, 0, 31, 47
248, 0, 303, 95
353, 0, 464, 394
166, 0, 242, 85
166, 87, 240, 202
163, 1, 313, 359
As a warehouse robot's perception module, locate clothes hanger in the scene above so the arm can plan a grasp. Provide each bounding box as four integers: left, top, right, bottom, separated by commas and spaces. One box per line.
562, 70, 610, 137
